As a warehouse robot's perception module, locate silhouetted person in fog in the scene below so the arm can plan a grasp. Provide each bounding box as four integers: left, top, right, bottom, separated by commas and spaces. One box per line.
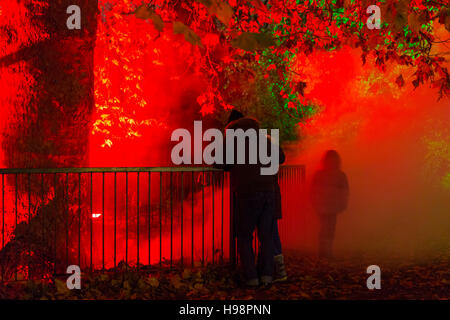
311, 150, 349, 259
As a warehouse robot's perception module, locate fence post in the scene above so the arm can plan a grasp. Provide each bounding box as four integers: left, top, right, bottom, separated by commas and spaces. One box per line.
229, 190, 236, 266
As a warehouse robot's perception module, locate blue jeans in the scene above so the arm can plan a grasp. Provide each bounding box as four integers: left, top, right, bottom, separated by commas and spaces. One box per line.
273, 219, 282, 256
235, 191, 275, 281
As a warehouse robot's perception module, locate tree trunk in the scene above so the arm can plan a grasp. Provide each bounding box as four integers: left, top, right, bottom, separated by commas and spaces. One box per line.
0, 0, 98, 279
1, 0, 98, 169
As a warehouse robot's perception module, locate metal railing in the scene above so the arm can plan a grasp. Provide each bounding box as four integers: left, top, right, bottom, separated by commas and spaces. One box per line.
229, 165, 307, 264
0, 165, 305, 281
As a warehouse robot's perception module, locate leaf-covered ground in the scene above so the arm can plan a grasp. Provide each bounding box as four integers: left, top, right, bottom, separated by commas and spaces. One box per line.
0, 250, 449, 300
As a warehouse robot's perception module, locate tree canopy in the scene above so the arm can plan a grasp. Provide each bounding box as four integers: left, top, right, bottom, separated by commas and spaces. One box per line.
94, 0, 449, 145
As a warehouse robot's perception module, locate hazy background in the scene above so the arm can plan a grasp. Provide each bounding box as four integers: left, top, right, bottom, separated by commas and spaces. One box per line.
283, 32, 450, 261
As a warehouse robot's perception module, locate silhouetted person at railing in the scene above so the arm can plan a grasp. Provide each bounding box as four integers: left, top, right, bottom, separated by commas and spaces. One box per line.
272, 172, 287, 282
217, 109, 285, 287
259, 137, 287, 283
311, 150, 349, 260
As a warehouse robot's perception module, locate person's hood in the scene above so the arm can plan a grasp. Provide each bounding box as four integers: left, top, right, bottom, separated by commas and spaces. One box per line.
225, 117, 260, 131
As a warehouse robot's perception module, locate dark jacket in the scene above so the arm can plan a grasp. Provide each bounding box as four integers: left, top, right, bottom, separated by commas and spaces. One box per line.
311, 169, 349, 216
217, 117, 285, 196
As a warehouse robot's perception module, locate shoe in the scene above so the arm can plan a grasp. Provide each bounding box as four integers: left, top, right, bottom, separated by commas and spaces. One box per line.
260, 275, 273, 287
273, 254, 288, 283
245, 278, 259, 287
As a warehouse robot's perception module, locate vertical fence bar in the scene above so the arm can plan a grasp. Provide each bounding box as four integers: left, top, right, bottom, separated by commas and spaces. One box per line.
180, 171, 184, 267
66, 173, 69, 269
254, 230, 257, 258
41, 173, 45, 254
170, 171, 173, 268
102, 172, 105, 270
211, 172, 215, 265
1, 174, 4, 281
15, 173, 17, 266
137, 172, 140, 270
280, 168, 283, 246
148, 172, 151, 266
201, 171, 205, 266
283, 168, 286, 245
90, 172, 93, 272
191, 171, 194, 267
114, 172, 117, 268
15, 174, 17, 231
285, 168, 288, 244
28, 173, 31, 279
1, 174, 3, 282
125, 172, 128, 268
221, 171, 224, 263
78, 173, 81, 268
28, 173, 31, 222
54, 173, 57, 275
287, 168, 290, 242
159, 172, 162, 268
230, 185, 236, 266
14, 173, 18, 281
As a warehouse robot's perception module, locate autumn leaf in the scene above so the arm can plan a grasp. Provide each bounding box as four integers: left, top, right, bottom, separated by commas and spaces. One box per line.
438, 8, 450, 32
146, 276, 159, 288
149, 12, 165, 32
396, 74, 405, 88
231, 32, 275, 52
171, 275, 183, 289
381, 0, 409, 33
296, 81, 307, 96
135, 5, 165, 32
299, 291, 311, 299
173, 22, 203, 47
343, 0, 354, 10
135, 5, 152, 19
182, 268, 192, 280
250, 0, 267, 12
196, 0, 234, 26
194, 283, 203, 290
393, 0, 409, 33
54, 279, 70, 296
408, 11, 426, 33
